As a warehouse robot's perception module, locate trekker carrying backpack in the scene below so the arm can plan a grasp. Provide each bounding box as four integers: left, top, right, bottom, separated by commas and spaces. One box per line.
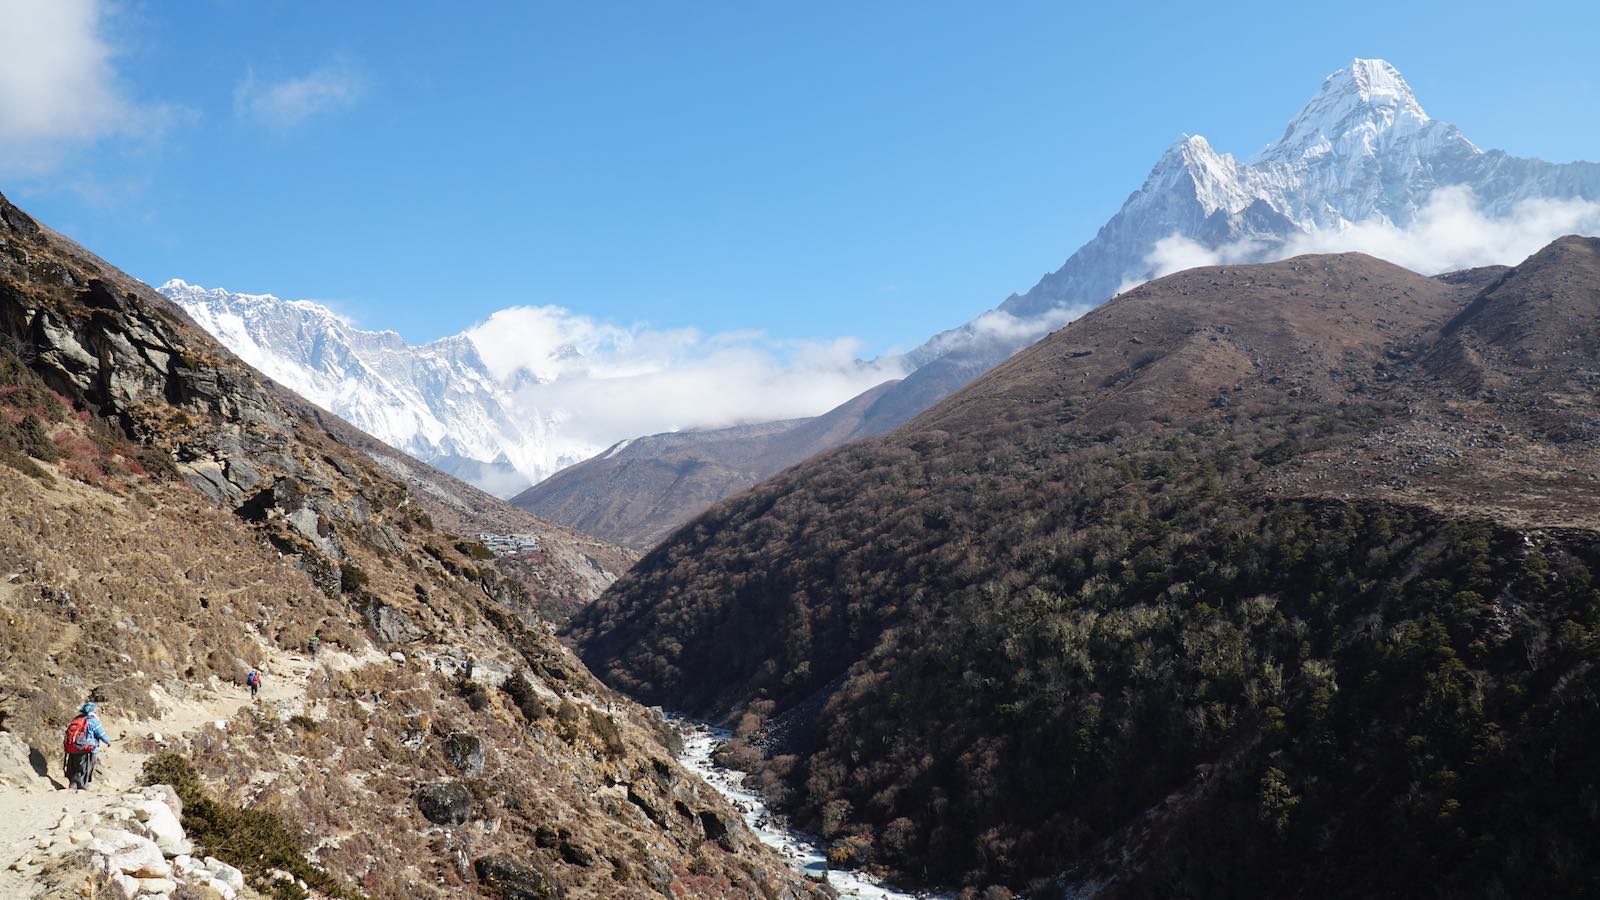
63, 702, 111, 791
247, 669, 261, 700
308, 634, 320, 660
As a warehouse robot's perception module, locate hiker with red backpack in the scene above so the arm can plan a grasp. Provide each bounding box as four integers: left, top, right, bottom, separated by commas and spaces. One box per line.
246, 669, 261, 700
63, 702, 112, 791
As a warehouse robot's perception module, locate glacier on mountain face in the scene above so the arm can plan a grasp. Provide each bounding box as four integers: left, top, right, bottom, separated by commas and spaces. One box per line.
160, 280, 599, 497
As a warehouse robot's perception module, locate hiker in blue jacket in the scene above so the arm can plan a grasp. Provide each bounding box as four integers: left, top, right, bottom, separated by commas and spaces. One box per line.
64, 702, 112, 791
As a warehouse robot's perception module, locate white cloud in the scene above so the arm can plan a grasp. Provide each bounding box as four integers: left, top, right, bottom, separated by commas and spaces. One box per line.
0, 0, 175, 174
465, 306, 909, 449
912, 305, 1089, 363
234, 61, 366, 128
1120, 186, 1600, 291
1279, 187, 1600, 273
1117, 234, 1268, 293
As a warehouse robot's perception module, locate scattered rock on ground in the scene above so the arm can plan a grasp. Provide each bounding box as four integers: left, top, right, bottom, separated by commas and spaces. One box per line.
443, 732, 485, 777
417, 781, 474, 826
474, 854, 563, 900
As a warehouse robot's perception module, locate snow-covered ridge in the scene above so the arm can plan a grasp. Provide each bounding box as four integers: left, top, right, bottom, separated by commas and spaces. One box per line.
161, 279, 597, 497
926, 57, 1600, 359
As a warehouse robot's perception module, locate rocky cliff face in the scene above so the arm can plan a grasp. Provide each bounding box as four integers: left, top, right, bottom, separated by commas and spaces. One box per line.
0, 191, 826, 900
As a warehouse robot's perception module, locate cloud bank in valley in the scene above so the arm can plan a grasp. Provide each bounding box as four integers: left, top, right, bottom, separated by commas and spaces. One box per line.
1121, 186, 1600, 293
465, 305, 909, 450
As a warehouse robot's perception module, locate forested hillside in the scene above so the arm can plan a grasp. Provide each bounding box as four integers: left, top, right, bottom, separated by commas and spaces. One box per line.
570, 242, 1600, 897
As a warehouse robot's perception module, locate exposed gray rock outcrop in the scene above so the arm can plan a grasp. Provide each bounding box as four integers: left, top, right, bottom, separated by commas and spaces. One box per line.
416, 781, 473, 826
473, 854, 563, 900
442, 732, 484, 777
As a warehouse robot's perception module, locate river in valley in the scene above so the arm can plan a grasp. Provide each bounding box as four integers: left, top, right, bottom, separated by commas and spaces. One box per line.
673, 718, 948, 899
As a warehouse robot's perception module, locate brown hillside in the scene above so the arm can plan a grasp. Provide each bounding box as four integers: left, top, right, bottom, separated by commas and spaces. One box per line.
0, 191, 827, 900
515, 379, 902, 549
277, 390, 637, 623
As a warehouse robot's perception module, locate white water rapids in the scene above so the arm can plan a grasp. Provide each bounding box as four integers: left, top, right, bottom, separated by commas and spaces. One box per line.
672, 717, 949, 899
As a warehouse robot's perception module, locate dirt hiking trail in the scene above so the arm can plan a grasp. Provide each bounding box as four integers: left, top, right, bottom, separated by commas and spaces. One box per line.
0, 645, 379, 897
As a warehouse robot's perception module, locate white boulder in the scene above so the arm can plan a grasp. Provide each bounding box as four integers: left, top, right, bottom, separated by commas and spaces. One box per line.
110, 873, 141, 900
94, 828, 166, 876
135, 875, 177, 895
204, 857, 246, 893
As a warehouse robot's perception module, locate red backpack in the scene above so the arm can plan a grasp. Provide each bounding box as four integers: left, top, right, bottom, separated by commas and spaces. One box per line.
63, 716, 94, 753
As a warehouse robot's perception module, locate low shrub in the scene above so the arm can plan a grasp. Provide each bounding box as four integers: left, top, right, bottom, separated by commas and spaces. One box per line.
501, 671, 548, 722
141, 753, 365, 900
455, 539, 494, 561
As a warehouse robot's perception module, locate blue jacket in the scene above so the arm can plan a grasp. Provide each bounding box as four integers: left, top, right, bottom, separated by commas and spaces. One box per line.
74, 714, 112, 751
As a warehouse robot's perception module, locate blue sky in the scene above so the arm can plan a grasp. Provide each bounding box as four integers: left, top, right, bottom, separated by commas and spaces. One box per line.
3, 0, 1597, 354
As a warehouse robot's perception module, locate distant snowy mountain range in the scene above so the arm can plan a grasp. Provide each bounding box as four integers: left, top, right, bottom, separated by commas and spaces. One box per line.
161, 279, 581, 496
167, 58, 1600, 516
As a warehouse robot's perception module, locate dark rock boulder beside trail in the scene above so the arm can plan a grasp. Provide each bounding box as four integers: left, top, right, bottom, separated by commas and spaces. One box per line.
474, 854, 564, 900
416, 781, 473, 826
443, 732, 484, 777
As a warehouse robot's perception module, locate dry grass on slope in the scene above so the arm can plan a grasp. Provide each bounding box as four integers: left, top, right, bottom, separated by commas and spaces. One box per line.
0, 373, 358, 758
174, 650, 804, 898
0, 188, 828, 899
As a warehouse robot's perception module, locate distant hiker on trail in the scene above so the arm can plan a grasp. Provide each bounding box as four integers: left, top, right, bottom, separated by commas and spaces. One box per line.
463, 656, 475, 680
63, 702, 111, 791
247, 669, 261, 700
309, 635, 320, 659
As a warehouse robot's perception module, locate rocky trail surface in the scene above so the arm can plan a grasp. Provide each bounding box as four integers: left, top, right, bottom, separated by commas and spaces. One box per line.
0, 643, 376, 899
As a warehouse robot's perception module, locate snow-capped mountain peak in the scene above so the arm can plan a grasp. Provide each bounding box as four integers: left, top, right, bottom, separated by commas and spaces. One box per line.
1148, 134, 1253, 216
1257, 58, 1472, 169
929, 58, 1597, 351
160, 280, 602, 497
